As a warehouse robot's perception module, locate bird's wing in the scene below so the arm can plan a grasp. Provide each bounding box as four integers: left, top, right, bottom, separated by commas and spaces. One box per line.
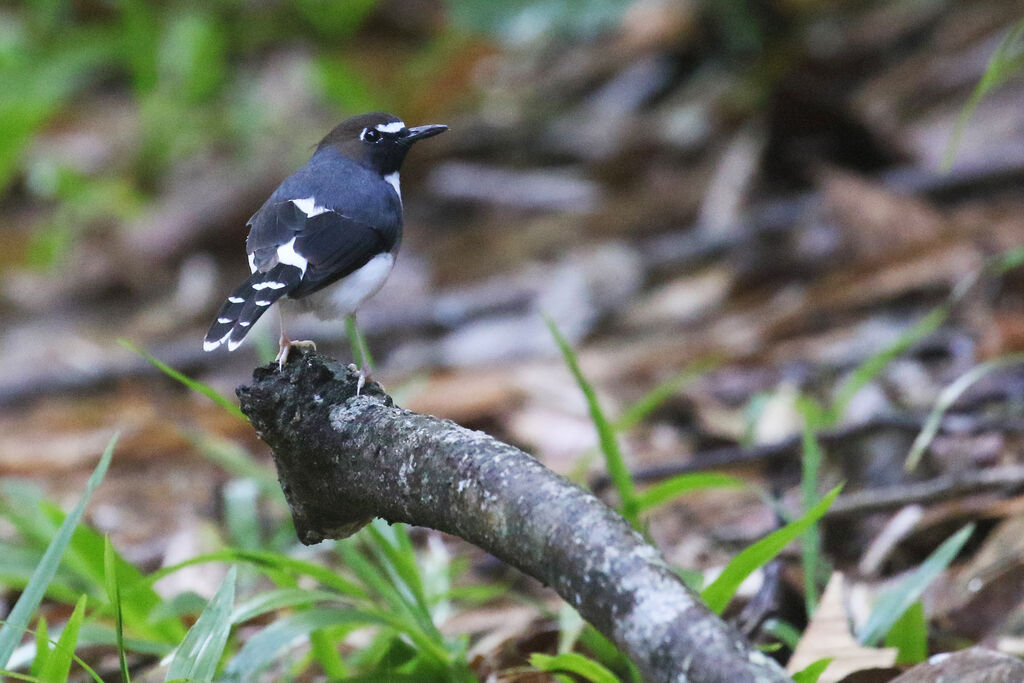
204, 200, 392, 352
289, 211, 391, 297
246, 199, 393, 299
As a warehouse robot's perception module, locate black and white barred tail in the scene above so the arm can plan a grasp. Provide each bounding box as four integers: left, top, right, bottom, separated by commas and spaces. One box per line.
203, 263, 302, 352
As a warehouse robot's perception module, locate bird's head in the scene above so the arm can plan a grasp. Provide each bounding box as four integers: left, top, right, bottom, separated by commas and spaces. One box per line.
317, 113, 447, 175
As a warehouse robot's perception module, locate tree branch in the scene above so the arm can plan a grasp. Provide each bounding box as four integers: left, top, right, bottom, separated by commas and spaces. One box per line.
237, 352, 791, 683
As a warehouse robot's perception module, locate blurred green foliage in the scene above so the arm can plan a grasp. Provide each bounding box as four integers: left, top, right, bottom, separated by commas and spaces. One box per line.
449, 0, 629, 43
3, 0, 395, 270
1, 0, 644, 195
0, 20, 110, 193
3, 0, 650, 272
945, 18, 1024, 169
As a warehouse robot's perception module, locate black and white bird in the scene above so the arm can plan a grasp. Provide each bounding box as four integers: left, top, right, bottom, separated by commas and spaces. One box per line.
203, 113, 446, 373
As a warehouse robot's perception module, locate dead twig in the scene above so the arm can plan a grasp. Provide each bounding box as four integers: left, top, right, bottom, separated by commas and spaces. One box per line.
237, 351, 792, 683
825, 465, 1024, 519
595, 413, 1024, 492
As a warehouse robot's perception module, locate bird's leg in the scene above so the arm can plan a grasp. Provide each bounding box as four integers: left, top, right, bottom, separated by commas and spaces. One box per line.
345, 314, 373, 395
275, 307, 292, 370
275, 306, 316, 371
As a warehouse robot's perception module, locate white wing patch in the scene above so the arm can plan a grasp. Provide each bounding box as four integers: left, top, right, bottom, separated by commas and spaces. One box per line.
384, 171, 401, 200
375, 121, 406, 133
247, 236, 308, 279
276, 236, 309, 276
291, 196, 330, 218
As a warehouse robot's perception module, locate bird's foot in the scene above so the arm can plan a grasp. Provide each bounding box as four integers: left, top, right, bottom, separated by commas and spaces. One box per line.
276, 339, 317, 371
347, 362, 373, 396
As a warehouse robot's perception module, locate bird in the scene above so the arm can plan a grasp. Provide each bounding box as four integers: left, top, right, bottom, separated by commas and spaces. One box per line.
203, 113, 447, 383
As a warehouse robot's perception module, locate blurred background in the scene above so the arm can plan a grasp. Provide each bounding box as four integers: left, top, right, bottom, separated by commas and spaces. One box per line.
3, 0, 1024, 679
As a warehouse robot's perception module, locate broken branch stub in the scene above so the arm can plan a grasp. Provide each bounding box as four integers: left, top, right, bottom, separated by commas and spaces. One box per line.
237, 352, 791, 683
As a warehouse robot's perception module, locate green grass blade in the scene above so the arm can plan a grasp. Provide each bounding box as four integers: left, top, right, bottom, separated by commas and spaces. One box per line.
0, 433, 117, 667
577, 626, 641, 683
104, 536, 131, 683
148, 549, 366, 599
359, 527, 451, 652
634, 472, 743, 513
231, 588, 350, 625
943, 19, 1024, 170
188, 432, 279, 494
5, 627, 107, 683
310, 626, 347, 679
166, 566, 237, 682
37, 595, 87, 682
992, 245, 1024, 275
530, 652, 619, 683
364, 523, 429, 609
223, 479, 263, 550
0, 483, 56, 550
345, 316, 374, 370
884, 601, 928, 665
701, 485, 841, 615
614, 359, 717, 432
73, 623, 173, 657
545, 315, 638, 526
223, 608, 386, 681
906, 354, 1024, 470
858, 523, 973, 646
337, 538, 412, 612
830, 307, 946, 424
0, 546, 81, 605
30, 617, 48, 678
362, 523, 441, 636
792, 657, 832, 683
119, 339, 247, 421
798, 397, 826, 618
337, 539, 444, 648
37, 502, 185, 643
760, 618, 801, 650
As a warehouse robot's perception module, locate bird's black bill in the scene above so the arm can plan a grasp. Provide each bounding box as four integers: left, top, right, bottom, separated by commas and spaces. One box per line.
404, 124, 448, 143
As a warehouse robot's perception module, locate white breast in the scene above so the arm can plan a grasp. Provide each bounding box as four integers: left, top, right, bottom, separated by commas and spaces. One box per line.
300, 252, 395, 319
383, 172, 401, 200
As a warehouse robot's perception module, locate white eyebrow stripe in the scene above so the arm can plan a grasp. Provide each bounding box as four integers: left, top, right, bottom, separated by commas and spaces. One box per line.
292, 196, 330, 217
375, 121, 406, 133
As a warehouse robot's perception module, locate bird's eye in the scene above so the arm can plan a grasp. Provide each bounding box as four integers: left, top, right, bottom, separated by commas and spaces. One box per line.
362, 128, 382, 143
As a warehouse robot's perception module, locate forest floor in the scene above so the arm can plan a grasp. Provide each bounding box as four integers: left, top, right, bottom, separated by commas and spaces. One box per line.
3, 1, 1024, 680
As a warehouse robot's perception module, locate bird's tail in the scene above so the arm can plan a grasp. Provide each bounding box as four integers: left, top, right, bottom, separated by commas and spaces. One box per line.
203, 264, 302, 352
